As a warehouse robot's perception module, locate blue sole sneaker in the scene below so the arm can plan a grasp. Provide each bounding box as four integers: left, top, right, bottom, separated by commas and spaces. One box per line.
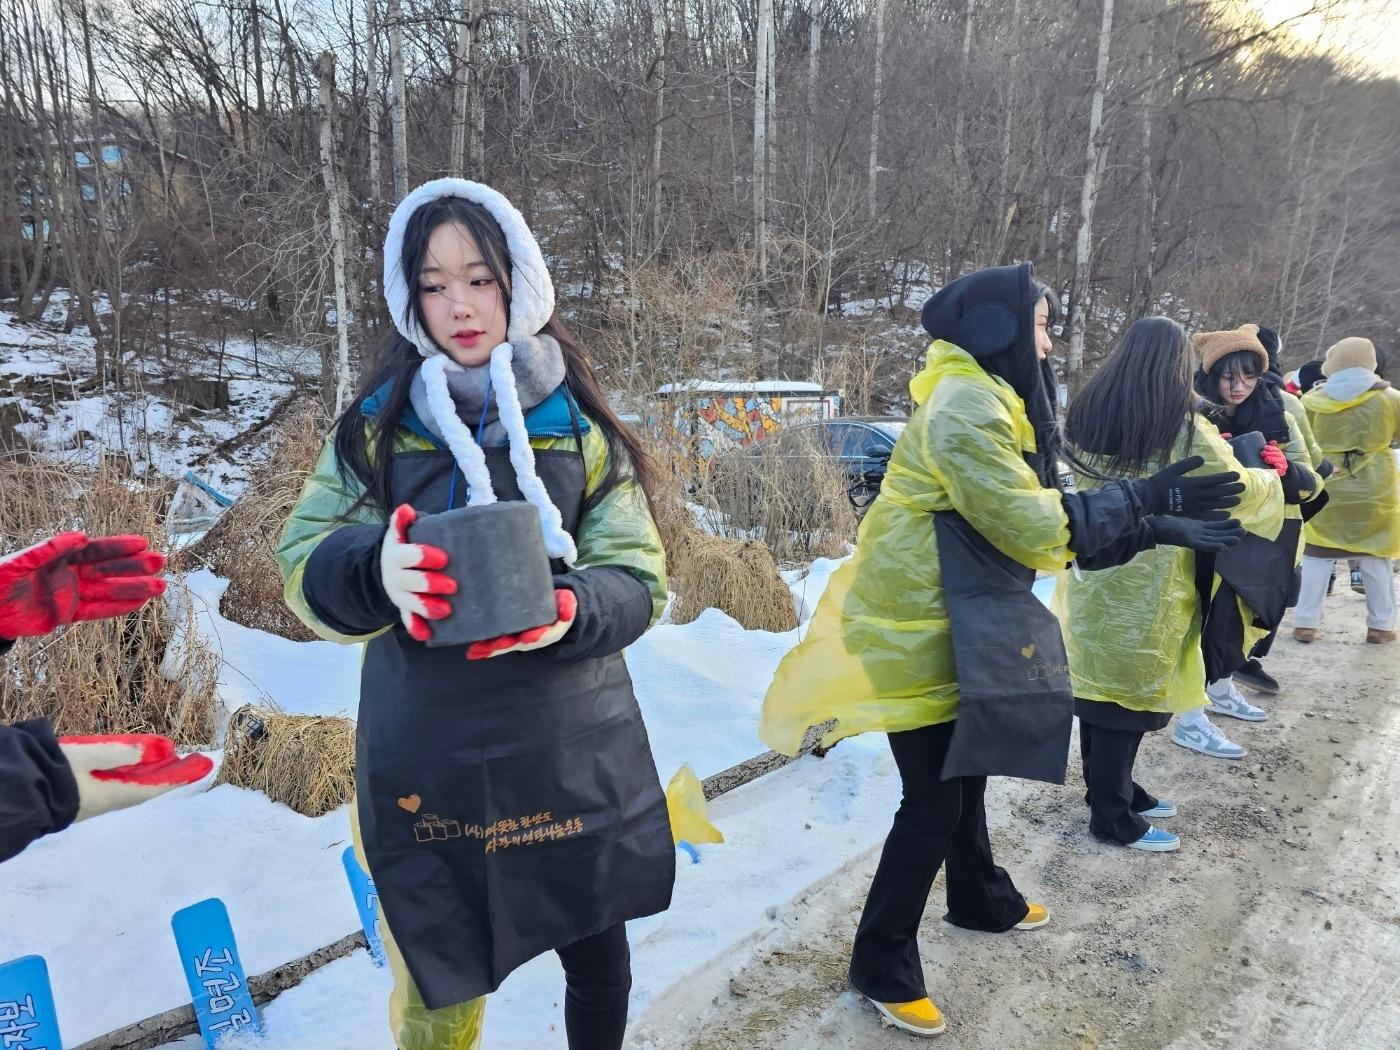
1127, 825, 1180, 852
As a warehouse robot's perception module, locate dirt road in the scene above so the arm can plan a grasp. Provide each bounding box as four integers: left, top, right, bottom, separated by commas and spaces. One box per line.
632, 586, 1400, 1050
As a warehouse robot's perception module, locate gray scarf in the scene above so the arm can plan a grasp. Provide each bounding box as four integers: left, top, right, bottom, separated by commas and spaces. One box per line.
409, 333, 566, 441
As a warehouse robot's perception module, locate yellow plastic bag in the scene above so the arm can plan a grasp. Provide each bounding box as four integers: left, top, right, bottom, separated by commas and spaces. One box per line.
665, 764, 724, 845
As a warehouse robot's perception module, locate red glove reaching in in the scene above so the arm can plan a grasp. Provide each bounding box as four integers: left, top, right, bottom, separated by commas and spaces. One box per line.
467, 588, 578, 661
57, 735, 214, 822
0, 533, 166, 640
1260, 441, 1290, 477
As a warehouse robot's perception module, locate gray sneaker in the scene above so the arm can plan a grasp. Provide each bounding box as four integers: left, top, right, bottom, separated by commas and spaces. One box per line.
1206, 680, 1268, 721
1172, 718, 1247, 759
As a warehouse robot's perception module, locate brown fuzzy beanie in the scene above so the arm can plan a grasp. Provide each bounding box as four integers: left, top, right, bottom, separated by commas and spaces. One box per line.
1192, 324, 1269, 374
1321, 336, 1378, 377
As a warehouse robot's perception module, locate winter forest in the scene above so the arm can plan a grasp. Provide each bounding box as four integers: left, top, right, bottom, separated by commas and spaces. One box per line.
3, 0, 1398, 417
3, 0, 1400, 1045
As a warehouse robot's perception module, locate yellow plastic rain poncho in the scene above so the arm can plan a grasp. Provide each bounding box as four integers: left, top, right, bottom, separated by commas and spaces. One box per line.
1282, 390, 1324, 470
1302, 382, 1400, 559
1056, 416, 1284, 714
758, 340, 1073, 757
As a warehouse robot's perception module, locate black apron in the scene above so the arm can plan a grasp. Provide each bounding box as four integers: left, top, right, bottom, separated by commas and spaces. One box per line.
1200, 516, 1302, 681
933, 511, 1074, 785
355, 439, 675, 1011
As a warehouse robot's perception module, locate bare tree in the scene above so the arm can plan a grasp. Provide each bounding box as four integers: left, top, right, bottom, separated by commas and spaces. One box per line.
314, 51, 354, 412
1067, 0, 1115, 377
387, 0, 407, 198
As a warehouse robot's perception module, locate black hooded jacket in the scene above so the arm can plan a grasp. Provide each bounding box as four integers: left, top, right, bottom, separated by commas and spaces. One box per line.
921, 262, 1154, 568
0, 638, 80, 863
922, 262, 1062, 489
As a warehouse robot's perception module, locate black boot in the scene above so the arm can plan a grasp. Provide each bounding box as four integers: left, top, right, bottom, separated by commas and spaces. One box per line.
1232, 658, 1279, 695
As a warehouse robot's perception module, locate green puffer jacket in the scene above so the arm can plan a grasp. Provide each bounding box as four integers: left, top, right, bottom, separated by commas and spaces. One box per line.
277, 387, 667, 643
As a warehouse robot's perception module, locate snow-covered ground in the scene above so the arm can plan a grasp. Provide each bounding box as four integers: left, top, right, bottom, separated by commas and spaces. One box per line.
0, 306, 1067, 1046
0, 306, 317, 496
0, 559, 1062, 1048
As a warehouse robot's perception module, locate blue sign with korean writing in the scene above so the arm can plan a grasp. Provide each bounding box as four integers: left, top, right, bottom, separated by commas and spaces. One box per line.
170, 898, 261, 1047
0, 956, 63, 1050
341, 847, 387, 968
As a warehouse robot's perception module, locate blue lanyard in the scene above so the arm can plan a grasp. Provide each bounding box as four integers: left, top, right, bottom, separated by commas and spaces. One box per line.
446, 375, 494, 511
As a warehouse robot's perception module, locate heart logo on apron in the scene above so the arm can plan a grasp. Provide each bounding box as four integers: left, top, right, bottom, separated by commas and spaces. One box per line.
398, 793, 423, 814
1021, 643, 1036, 659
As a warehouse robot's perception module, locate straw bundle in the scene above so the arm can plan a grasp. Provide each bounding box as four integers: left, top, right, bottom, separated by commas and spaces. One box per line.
217, 704, 356, 817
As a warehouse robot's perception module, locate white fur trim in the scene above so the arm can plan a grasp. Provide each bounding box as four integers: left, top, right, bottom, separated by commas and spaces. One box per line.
490, 344, 579, 565
421, 354, 497, 506
383, 178, 555, 359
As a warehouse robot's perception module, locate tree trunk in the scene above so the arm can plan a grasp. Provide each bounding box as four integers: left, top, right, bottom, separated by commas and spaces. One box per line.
77, 0, 117, 369
365, 0, 381, 204
449, 0, 475, 176
251, 0, 266, 120
314, 51, 354, 414
516, 0, 530, 127
649, 0, 666, 252
867, 0, 885, 223
1066, 0, 1115, 378
753, 0, 770, 283
469, 0, 484, 176
806, 0, 820, 180
952, 0, 974, 171
388, 0, 408, 199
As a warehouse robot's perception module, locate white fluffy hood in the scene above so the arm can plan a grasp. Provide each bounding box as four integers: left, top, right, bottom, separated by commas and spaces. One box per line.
383, 177, 555, 356
380, 179, 575, 564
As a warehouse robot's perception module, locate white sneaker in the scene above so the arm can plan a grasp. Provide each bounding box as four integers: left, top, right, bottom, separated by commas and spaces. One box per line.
1172, 717, 1247, 759
1205, 680, 1268, 722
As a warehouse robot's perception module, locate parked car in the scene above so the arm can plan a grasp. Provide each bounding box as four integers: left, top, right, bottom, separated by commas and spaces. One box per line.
749, 416, 908, 510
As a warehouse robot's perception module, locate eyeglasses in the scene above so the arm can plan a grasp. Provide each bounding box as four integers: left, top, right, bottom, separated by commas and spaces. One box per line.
1223, 374, 1260, 390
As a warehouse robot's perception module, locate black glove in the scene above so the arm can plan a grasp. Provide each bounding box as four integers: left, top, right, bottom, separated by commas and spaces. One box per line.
1130, 456, 1245, 518
1318, 459, 1335, 480
1279, 460, 1317, 504
1147, 515, 1246, 552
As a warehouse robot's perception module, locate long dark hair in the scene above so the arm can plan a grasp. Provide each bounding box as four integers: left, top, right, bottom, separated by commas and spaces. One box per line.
332, 196, 654, 517
1193, 349, 1289, 442
1065, 316, 1197, 476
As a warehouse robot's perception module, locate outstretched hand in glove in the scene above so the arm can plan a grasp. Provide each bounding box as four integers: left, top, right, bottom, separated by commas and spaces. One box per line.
58, 735, 214, 822
1147, 515, 1246, 553
0, 533, 166, 641
1131, 456, 1245, 519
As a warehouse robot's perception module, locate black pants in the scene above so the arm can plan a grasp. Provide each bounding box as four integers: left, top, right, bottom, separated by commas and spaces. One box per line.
1079, 722, 1159, 844
556, 924, 631, 1050
1251, 623, 1280, 660
848, 721, 1028, 1003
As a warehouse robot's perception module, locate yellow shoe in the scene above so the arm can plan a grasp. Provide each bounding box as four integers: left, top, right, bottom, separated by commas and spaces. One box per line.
871, 997, 946, 1037
1015, 902, 1050, 929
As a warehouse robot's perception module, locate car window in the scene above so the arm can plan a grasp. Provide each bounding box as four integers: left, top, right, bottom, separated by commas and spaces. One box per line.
871, 422, 906, 448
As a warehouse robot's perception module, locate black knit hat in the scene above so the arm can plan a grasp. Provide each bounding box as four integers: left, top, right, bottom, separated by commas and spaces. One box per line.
1256, 325, 1282, 374
1298, 359, 1325, 394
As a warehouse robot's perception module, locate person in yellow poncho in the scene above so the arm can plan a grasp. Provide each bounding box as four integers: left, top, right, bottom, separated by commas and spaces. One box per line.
759, 263, 1246, 1039
1294, 337, 1400, 644
1058, 318, 1285, 852
1164, 325, 1319, 761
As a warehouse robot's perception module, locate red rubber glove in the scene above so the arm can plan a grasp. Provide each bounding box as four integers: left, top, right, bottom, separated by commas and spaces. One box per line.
467, 588, 578, 661
1261, 441, 1289, 477
379, 504, 456, 642
0, 533, 166, 640
57, 735, 214, 822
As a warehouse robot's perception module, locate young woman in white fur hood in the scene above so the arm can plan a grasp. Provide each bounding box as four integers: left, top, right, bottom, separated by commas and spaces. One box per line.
278, 179, 673, 1049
